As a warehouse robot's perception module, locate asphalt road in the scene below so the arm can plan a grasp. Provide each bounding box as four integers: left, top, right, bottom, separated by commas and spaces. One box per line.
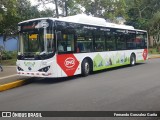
0, 59, 160, 120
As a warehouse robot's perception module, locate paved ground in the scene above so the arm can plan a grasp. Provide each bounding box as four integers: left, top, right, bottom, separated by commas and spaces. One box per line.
0, 66, 29, 85
0, 58, 160, 120
148, 54, 160, 59
0, 66, 16, 78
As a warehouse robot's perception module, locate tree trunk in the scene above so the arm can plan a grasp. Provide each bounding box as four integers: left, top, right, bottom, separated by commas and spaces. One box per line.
149, 36, 154, 47
54, 0, 59, 18
64, 0, 68, 16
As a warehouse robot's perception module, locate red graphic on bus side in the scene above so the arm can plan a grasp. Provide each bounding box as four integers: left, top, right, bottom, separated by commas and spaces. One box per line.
143, 49, 148, 60
57, 54, 79, 76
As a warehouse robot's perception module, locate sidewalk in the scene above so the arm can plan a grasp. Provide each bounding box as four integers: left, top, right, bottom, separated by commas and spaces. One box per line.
148, 54, 160, 59
0, 66, 31, 92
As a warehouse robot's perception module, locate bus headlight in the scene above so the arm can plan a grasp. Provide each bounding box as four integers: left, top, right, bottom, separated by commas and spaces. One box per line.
17, 66, 24, 71
38, 66, 50, 72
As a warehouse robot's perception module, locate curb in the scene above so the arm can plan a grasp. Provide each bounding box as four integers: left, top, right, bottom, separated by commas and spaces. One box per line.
0, 80, 25, 92
0, 79, 33, 92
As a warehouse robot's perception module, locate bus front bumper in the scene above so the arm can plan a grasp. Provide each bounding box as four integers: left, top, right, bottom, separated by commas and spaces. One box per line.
17, 71, 53, 77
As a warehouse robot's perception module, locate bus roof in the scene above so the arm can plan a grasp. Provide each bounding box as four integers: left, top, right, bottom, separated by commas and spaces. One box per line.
18, 14, 147, 32
57, 14, 135, 30
58, 15, 146, 32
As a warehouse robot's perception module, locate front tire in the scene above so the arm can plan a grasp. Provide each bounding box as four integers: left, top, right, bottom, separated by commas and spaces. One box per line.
81, 59, 90, 76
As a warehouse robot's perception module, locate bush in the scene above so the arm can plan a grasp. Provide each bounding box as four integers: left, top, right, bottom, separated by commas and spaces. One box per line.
156, 45, 160, 53
148, 47, 160, 54
2, 51, 17, 60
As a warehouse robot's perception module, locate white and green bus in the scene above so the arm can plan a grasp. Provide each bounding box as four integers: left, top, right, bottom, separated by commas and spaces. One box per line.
17, 14, 148, 77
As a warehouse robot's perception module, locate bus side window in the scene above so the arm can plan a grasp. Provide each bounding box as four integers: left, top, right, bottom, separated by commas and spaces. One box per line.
77, 42, 86, 52
136, 34, 147, 49
106, 38, 116, 51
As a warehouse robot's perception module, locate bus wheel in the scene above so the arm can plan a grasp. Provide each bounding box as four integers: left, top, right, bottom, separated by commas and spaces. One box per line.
82, 59, 90, 76
130, 54, 136, 66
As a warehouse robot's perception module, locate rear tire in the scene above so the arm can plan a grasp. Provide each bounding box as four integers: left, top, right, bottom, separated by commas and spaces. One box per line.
130, 54, 136, 66
81, 59, 90, 76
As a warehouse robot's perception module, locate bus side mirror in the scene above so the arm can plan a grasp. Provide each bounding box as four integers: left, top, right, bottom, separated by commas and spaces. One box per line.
56, 31, 62, 41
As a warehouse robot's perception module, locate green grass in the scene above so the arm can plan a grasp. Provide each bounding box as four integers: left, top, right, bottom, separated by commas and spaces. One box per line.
148, 48, 160, 54
1, 59, 17, 66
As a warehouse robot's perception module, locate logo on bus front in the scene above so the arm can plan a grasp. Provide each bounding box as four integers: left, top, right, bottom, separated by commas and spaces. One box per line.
64, 57, 75, 68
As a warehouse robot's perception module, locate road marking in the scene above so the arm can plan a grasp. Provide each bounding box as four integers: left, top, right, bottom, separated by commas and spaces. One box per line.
0, 74, 17, 80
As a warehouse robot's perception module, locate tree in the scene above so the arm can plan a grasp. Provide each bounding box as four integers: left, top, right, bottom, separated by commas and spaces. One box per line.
40, 9, 55, 17
37, 0, 127, 21
0, 0, 47, 50
38, 0, 59, 17
126, 0, 160, 46
37, 0, 81, 17
76, 0, 127, 22
0, 0, 18, 49
149, 11, 160, 45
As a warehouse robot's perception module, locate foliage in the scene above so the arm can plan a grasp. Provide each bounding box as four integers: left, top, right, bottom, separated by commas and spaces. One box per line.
37, 0, 82, 17
149, 11, 160, 35
1, 51, 17, 60
148, 47, 160, 54
0, 0, 54, 35
0, 0, 17, 35
75, 0, 127, 21
125, 0, 160, 46
126, 0, 160, 29
0, 0, 55, 51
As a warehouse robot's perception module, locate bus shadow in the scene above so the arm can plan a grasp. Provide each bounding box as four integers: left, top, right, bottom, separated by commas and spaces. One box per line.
31, 63, 146, 84
31, 75, 82, 84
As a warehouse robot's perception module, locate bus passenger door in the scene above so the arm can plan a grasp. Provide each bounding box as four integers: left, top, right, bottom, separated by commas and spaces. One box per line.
56, 32, 79, 77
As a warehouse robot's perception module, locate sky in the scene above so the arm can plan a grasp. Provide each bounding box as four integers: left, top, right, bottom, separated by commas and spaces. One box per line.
29, 0, 55, 11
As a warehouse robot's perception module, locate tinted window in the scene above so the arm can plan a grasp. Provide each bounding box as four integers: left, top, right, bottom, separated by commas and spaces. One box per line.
105, 31, 116, 51
76, 26, 94, 53
136, 32, 147, 49
94, 30, 105, 52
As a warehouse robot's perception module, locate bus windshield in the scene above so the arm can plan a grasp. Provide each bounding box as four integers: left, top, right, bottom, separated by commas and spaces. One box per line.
18, 19, 55, 59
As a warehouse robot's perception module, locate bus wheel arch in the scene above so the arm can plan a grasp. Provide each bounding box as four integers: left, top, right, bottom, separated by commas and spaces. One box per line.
130, 53, 136, 66
81, 57, 93, 76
